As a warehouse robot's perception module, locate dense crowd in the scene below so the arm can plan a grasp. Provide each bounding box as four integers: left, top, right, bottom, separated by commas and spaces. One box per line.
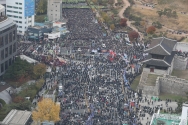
17, 7, 161, 125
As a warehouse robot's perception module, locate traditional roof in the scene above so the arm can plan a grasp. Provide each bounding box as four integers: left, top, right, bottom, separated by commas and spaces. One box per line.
143, 58, 171, 67
145, 37, 177, 55
143, 51, 176, 67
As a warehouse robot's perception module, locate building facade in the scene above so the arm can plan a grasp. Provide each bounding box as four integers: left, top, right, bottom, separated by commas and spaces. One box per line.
6, 0, 35, 35
0, 0, 6, 5
0, 5, 17, 77
47, 0, 62, 22
143, 37, 177, 75
27, 26, 52, 41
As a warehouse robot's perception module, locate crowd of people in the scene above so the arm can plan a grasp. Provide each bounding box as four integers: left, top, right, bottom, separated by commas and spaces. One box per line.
16, 6, 179, 125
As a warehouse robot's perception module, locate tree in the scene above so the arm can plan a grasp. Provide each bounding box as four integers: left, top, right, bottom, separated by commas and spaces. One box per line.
13, 96, 24, 103
108, 0, 114, 5
176, 98, 183, 113
3, 57, 33, 80
146, 26, 156, 34
36, 0, 47, 15
110, 24, 115, 30
128, 31, 139, 42
33, 63, 46, 78
101, 12, 109, 23
152, 21, 162, 29
120, 18, 127, 27
32, 98, 60, 122
157, 10, 163, 17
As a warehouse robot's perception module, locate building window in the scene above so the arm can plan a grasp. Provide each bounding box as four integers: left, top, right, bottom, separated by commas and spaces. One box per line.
1, 50, 4, 60
7, 10, 12, 12
9, 58, 12, 66
0, 37, 4, 47
9, 45, 12, 55
19, 3, 22, 5
19, 26, 22, 28
19, 12, 22, 14
13, 43, 16, 52
5, 61, 8, 70
14, 16, 18, 18
1, 63, 4, 73
16, 2, 18, 4
7, 6, 12, 8
19, 17, 22, 19
13, 7, 18, 9
19, 7, 22, 10
19, 21, 22, 23
13, 11, 18, 13
9, 32, 12, 43
5, 47, 8, 58
5, 35, 8, 45
13, 30, 16, 40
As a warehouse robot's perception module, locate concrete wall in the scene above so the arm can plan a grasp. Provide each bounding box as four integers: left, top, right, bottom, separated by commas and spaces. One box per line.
138, 77, 160, 96
159, 75, 188, 96
138, 74, 188, 96
173, 55, 188, 70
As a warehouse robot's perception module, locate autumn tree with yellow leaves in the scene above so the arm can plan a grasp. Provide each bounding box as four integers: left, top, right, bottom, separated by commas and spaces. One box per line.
32, 98, 60, 123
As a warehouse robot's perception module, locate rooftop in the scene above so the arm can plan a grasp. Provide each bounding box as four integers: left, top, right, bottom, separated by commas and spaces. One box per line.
0, 16, 7, 22
1, 109, 31, 125
145, 37, 177, 55
151, 113, 181, 125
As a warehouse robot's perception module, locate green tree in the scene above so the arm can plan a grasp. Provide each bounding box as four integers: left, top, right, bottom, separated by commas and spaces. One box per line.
152, 21, 162, 29
33, 63, 46, 78
157, 10, 163, 17
176, 98, 183, 113
3, 58, 33, 80
36, 0, 47, 15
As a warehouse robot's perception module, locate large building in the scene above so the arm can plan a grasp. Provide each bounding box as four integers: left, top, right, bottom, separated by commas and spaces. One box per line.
47, 0, 62, 22
0, 0, 5, 5
0, 4, 17, 77
6, 0, 35, 35
27, 26, 52, 41
143, 37, 177, 75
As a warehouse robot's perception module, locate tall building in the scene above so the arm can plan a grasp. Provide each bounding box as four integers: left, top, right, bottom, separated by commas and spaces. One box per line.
0, 4, 17, 77
47, 0, 62, 22
6, 0, 35, 35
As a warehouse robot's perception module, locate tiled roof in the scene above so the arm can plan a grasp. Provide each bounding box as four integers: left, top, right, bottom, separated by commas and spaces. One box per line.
143, 59, 170, 67
145, 37, 177, 55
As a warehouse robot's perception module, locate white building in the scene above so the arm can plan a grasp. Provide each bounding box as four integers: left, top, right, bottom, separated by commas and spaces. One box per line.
47, 0, 62, 22
0, 0, 6, 5
6, 0, 35, 35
